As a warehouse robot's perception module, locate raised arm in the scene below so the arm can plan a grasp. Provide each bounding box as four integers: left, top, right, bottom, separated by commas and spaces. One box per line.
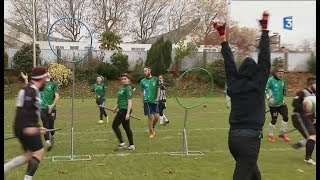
212, 22, 237, 85
258, 11, 271, 81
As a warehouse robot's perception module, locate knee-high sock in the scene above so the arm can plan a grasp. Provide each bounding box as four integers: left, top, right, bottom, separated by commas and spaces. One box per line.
159, 116, 163, 124
305, 139, 315, 160
4, 155, 27, 174
268, 123, 275, 136
280, 120, 288, 132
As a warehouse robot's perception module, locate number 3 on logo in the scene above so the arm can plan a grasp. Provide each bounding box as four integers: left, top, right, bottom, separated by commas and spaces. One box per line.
283, 16, 293, 30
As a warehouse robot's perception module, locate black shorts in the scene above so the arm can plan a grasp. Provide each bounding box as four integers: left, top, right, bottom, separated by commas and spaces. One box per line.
292, 113, 316, 139
269, 104, 288, 119
15, 130, 43, 152
40, 109, 57, 122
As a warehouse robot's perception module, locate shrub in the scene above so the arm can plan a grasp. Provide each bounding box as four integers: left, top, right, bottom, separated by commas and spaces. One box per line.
47, 62, 72, 87
95, 62, 119, 80
4, 48, 8, 68
145, 37, 172, 76
307, 55, 316, 75
11, 44, 41, 74
272, 57, 285, 71
131, 59, 145, 83
110, 51, 129, 74
161, 73, 175, 87
206, 58, 226, 88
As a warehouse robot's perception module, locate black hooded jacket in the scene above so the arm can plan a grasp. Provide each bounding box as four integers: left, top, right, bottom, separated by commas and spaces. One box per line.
221, 30, 271, 131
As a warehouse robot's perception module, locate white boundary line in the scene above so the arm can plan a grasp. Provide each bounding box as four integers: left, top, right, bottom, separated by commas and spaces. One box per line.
4, 148, 299, 162
4, 127, 229, 136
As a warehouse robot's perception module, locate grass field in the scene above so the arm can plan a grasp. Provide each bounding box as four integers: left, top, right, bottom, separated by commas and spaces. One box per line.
4, 97, 316, 180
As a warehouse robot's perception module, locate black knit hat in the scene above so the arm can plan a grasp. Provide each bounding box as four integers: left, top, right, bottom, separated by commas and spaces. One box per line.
31, 67, 48, 80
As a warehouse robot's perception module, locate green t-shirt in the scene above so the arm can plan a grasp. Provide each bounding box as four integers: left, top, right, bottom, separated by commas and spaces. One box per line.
91, 83, 106, 100
140, 76, 159, 103
265, 76, 286, 107
40, 81, 59, 110
117, 85, 133, 109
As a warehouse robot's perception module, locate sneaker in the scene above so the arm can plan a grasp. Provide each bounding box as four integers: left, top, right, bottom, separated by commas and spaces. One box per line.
97, 120, 104, 124
268, 135, 275, 142
149, 133, 154, 138
292, 142, 304, 149
127, 145, 135, 150
305, 159, 316, 165
163, 121, 169, 126
118, 142, 126, 149
279, 134, 291, 142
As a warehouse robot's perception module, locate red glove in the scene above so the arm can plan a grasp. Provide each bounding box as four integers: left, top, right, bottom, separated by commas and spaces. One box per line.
259, 11, 269, 30
212, 22, 226, 36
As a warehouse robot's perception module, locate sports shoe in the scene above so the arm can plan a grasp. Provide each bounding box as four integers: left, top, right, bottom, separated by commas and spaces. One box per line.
163, 121, 169, 126
268, 135, 275, 142
117, 142, 126, 149
305, 159, 316, 165
149, 133, 154, 138
127, 145, 135, 150
292, 142, 304, 149
97, 120, 104, 124
279, 134, 291, 142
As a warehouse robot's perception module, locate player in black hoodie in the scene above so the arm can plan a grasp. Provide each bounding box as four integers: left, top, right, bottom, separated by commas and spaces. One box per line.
212, 11, 270, 180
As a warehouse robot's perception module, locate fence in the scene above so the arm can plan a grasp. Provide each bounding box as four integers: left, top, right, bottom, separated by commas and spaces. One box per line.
6, 48, 315, 72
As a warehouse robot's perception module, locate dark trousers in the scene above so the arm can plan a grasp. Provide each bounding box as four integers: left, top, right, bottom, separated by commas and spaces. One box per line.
228, 134, 261, 180
158, 101, 166, 116
40, 109, 57, 141
112, 109, 134, 145
96, 98, 107, 120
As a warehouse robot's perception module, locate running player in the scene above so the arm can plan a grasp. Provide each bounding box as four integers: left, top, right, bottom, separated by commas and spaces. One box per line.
4, 67, 48, 180
291, 77, 316, 165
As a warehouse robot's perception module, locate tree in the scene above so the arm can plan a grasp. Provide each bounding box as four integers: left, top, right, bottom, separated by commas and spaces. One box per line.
131, 0, 170, 43
7, 0, 51, 41
100, 31, 122, 50
12, 44, 41, 74
145, 37, 172, 76
88, 0, 132, 38
189, 0, 229, 44
51, 0, 89, 42
111, 51, 129, 74
173, 37, 197, 74
204, 24, 259, 56
166, 0, 195, 38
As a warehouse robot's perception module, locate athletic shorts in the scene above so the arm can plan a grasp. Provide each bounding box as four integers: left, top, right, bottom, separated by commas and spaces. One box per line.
291, 113, 316, 139
143, 102, 159, 116
96, 97, 105, 107
269, 104, 288, 119
15, 129, 43, 152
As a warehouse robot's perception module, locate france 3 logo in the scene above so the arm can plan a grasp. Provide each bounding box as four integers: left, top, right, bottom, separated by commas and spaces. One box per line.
283, 16, 293, 30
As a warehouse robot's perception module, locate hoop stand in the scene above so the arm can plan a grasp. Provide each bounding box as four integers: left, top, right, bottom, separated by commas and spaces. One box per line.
168, 108, 204, 156
52, 63, 91, 162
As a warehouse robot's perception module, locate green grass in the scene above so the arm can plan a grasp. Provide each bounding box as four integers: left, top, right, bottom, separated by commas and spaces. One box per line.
4, 97, 316, 180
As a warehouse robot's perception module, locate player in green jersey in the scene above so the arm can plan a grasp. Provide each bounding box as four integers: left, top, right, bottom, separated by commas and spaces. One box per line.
91, 76, 109, 124
140, 67, 160, 138
112, 73, 135, 150
21, 72, 60, 151
265, 68, 290, 142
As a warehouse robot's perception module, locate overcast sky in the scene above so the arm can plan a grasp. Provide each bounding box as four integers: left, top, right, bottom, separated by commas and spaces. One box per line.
4, 0, 316, 47
229, 0, 316, 47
